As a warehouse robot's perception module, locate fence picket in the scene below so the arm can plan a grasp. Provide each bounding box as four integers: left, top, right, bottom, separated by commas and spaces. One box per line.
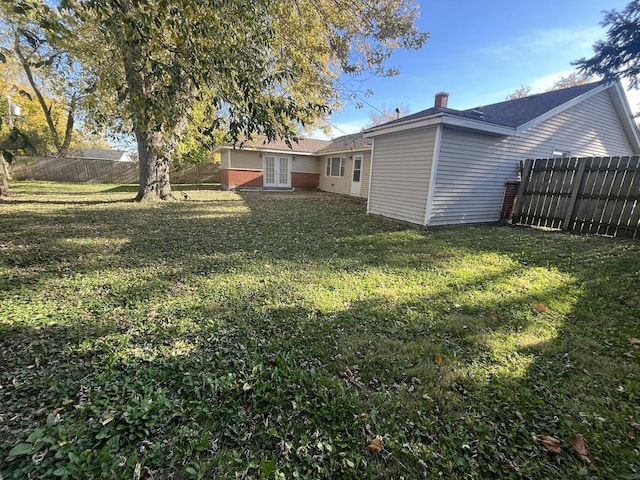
513, 155, 639, 238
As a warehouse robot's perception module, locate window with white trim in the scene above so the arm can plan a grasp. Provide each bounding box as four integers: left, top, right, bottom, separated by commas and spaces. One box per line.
326, 156, 345, 177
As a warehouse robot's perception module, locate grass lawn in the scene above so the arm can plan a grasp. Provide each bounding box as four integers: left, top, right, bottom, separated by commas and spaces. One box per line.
1, 181, 638, 479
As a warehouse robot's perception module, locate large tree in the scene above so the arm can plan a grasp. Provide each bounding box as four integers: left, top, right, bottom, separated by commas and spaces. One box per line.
574, 0, 640, 87
4, 0, 427, 201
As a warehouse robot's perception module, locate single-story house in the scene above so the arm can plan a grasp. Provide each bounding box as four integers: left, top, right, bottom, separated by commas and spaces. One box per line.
364, 80, 640, 226
71, 149, 135, 163
215, 132, 372, 198
214, 80, 640, 226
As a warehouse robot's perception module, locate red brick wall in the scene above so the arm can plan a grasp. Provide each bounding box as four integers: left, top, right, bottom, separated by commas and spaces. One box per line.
220, 169, 319, 190
221, 169, 263, 189
500, 181, 520, 220
219, 169, 229, 189
292, 172, 320, 189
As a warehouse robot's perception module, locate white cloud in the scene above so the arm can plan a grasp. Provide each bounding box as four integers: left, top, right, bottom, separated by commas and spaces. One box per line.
480, 26, 603, 61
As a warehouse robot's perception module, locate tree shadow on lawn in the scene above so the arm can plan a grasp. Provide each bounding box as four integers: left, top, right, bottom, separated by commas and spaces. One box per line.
1, 192, 639, 478
2, 235, 638, 478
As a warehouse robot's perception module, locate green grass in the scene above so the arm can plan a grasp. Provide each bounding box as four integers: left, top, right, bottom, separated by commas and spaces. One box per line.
1, 181, 638, 479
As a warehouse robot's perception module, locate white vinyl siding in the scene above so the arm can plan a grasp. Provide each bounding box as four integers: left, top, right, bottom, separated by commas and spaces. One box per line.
429, 90, 636, 225
368, 127, 437, 225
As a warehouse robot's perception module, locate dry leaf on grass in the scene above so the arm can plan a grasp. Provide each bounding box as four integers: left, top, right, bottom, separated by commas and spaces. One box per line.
534, 303, 549, 313
568, 434, 591, 464
533, 435, 561, 455
340, 367, 354, 381
489, 313, 499, 320
340, 367, 364, 388
629, 338, 640, 345
367, 435, 383, 454
629, 418, 640, 431
435, 354, 443, 366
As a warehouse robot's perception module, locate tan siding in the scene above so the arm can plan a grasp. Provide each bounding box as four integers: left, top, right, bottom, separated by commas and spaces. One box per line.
368, 127, 437, 224
319, 155, 351, 194
430, 90, 637, 226
220, 150, 230, 169
318, 151, 371, 197
229, 150, 263, 170
292, 156, 321, 174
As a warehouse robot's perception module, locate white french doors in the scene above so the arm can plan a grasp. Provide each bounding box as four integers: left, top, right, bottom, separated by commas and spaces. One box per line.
264, 156, 291, 188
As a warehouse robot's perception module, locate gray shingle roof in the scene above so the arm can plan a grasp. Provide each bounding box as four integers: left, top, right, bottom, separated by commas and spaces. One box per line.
375, 81, 608, 130
318, 132, 371, 154
223, 135, 331, 153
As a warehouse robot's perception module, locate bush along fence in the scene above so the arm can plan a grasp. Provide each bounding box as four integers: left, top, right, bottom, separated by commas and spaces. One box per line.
512, 156, 640, 238
9, 156, 219, 184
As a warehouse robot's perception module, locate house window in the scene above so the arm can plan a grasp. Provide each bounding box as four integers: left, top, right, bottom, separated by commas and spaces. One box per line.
326, 157, 345, 177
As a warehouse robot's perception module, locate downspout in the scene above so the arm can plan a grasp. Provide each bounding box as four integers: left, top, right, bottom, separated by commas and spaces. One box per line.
423, 125, 443, 226
366, 138, 376, 212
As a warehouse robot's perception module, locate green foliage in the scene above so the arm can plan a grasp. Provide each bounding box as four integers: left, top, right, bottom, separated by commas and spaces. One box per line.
1, 182, 638, 478
3, 0, 428, 198
574, 0, 640, 88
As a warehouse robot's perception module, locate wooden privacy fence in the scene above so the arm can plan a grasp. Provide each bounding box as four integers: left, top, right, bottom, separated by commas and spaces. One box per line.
10, 156, 219, 184
512, 156, 640, 238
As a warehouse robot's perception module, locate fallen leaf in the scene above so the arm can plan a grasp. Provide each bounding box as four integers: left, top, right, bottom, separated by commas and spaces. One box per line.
568, 434, 591, 464
489, 313, 499, 320
533, 435, 561, 455
367, 435, 383, 453
340, 367, 354, 381
443, 307, 451, 313
629, 338, 640, 345
629, 418, 640, 431
434, 354, 443, 366
534, 303, 548, 313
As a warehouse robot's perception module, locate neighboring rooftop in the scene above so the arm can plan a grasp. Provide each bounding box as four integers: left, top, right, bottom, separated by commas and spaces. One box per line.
71, 149, 133, 162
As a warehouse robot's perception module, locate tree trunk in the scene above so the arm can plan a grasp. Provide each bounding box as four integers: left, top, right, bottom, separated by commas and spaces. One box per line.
134, 129, 174, 201
0, 157, 10, 198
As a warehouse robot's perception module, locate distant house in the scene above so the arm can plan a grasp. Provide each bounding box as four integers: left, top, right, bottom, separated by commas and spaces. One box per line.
71, 149, 134, 163
214, 132, 372, 198
364, 80, 640, 226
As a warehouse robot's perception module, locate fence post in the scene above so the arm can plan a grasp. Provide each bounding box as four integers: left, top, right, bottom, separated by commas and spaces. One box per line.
511, 159, 533, 223
562, 157, 588, 232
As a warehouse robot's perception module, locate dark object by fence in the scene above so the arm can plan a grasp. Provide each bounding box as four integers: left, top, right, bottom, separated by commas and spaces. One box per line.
512, 156, 640, 238
500, 180, 521, 220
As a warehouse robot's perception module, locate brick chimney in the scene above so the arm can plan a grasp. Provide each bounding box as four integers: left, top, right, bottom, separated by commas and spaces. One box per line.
434, 92, 449, 108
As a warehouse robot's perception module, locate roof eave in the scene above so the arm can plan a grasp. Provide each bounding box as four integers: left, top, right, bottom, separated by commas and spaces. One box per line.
364, 113, 515, 137
609, 80, 640, 153
212, 145, 320, 156
318, 146, 371, 155
514, 82, 611, 135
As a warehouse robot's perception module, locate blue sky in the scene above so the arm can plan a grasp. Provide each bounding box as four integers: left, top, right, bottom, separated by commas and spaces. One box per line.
317, 0, 636, 139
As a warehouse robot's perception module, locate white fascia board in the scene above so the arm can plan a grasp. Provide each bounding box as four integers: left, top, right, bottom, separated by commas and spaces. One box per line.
364, 115, 445, 137
365, 114, 515, 137
514, 83, 610, 135
319, 147, 372, 156
610, 80, 640, 152
440, 115, 515, 136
